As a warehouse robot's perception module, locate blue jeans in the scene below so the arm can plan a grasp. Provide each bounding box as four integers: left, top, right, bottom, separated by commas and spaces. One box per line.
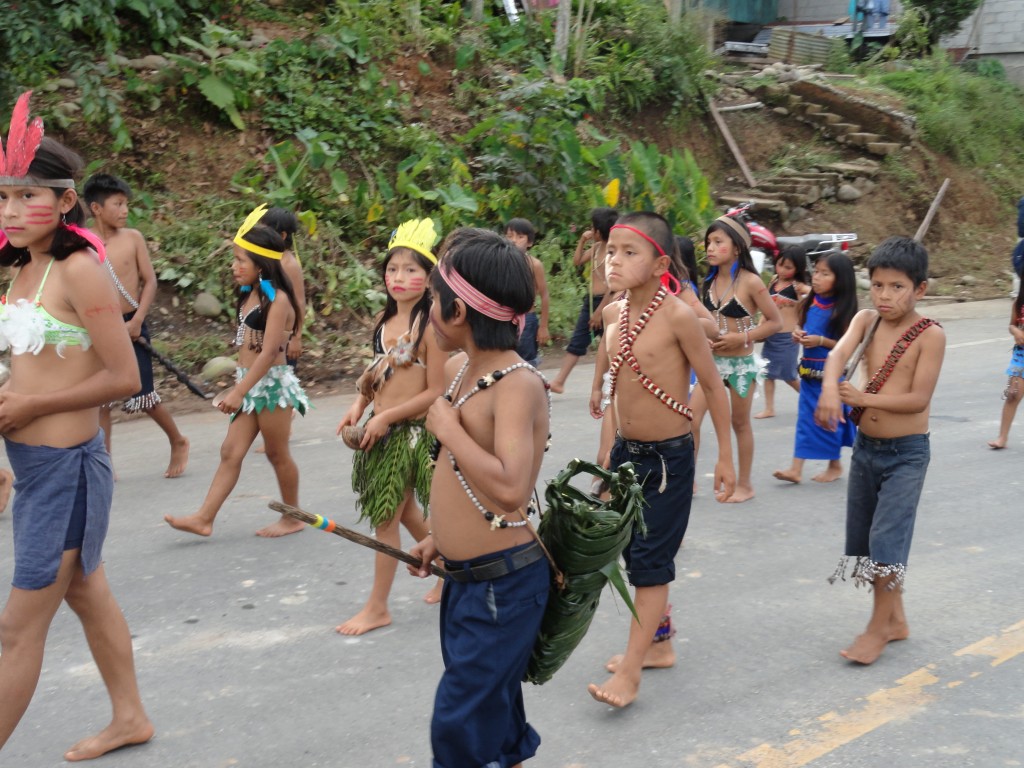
516, 312, 540, 367
845, 432, 929, 566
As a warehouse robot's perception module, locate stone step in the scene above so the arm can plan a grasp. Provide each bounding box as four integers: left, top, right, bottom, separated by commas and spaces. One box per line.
818, 161, 881, 178
779, 171, 843, 186
802, 102, 823, 116
809, 111, 844, 125
786, 94, 803, 109
755, 185, 821, 207
867, 141, 903, 156
715, 193, 790, 217
845, 132, 882, 147
829, 122, 862, 135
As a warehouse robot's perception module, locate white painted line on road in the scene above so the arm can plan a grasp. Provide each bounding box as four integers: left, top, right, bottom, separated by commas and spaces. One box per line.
947, 337, 1007, 349
714, 618, 1024, 768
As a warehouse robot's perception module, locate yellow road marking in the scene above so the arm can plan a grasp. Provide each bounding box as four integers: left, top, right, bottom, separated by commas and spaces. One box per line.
713, 620, 1024, 768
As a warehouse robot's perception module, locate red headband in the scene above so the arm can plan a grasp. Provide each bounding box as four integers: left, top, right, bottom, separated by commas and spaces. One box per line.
610, 224, 666, 256
610, 224, 680, 295
438, 263, 525, 333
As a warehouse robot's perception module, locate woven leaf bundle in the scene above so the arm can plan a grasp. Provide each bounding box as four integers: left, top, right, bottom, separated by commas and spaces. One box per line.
524, 458, 646, 685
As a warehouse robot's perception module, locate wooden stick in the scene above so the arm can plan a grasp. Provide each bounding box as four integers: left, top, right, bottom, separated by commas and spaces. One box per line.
913, 178, 951, 243
135, 337, 213, 400
708, 99, 758, 189
269, 501, 446, 579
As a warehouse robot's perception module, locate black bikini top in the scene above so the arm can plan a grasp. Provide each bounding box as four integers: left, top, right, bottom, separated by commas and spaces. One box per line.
773, 282, 799, 301
240, 303, 267, 332
702, 291, 751, 319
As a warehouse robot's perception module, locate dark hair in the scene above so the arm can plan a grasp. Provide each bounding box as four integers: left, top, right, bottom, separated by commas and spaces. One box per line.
0, 137, 90, 267
430, 228, 534, 351
236, 224, 301, 342
614, 211, 688, 287
675, 235, 700, 288
775, 244, 809, 285
798, 251, 857, 339
375, 245, 435, 357
82, 173, 132, 209
504, 217, 536, 246
260, 207, 299, 248
702, 218, 757, 298
867, 236, 928, 286
590, 207, 619, 241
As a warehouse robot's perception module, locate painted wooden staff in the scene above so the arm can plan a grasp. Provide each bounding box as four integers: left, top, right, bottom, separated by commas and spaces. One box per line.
270, 501, 446, 579
135, 337, 213, 400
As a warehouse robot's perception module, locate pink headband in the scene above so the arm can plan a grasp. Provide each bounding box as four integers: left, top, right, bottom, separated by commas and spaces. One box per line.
438, 263, 525, 333
713, 215, 752, 248
610, 224, 666, 256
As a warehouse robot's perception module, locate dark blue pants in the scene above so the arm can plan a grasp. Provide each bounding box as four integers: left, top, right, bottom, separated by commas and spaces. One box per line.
432, 544, 549, 768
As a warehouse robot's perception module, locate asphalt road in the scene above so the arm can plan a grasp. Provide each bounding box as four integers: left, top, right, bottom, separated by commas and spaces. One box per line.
2, 298, 1022, 768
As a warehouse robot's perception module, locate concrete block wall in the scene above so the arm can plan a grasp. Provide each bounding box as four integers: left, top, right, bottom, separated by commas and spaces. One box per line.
943, 0, 1024, 55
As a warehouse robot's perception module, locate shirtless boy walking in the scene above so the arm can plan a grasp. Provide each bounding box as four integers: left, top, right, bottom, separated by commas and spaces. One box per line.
84, 174, 189, 478
588, 212, 735, 708
816, 236, 945, 665
409, 228, 551, 766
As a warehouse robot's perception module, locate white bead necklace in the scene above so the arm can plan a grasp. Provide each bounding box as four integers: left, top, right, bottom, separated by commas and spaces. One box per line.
432, 358, 551, 530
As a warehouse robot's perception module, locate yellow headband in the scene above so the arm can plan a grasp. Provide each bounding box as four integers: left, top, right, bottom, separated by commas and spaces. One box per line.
234, 204, 284, 260
388, 218, 439, 264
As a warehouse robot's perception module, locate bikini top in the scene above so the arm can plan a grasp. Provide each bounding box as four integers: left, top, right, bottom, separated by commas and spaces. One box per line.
0, 258, 92, 356
702, 291, 752, 319
239, 303, 267, 332
770, 281, 800, 307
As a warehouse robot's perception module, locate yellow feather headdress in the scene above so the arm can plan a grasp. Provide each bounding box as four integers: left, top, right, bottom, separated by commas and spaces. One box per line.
234, 204, 284, 260
388, 218, 439, 264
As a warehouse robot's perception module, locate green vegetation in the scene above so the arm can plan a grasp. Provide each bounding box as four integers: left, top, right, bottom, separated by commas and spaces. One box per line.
2, 0, 1022, 365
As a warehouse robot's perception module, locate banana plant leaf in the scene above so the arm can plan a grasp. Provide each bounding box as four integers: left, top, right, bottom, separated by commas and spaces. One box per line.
524, 458, 647, 685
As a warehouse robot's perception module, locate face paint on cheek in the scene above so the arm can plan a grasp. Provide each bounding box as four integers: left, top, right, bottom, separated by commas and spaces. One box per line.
25, 204, 56, 225
406, 277, 425, 290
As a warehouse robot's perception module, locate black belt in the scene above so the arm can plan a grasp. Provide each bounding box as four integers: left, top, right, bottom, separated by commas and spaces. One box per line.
443, 541, 545, 583
618, 433, 693, 455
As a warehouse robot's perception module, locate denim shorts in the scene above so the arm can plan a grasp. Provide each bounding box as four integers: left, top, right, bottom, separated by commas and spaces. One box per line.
515, 312, 540, 368
845, 432, 930, 566
611, 433, 695, 587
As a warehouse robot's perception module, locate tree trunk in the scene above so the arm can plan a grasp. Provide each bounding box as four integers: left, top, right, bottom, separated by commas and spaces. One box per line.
667, 0, 683, 24
553, 0, 573, 76
470, 0, 485, 22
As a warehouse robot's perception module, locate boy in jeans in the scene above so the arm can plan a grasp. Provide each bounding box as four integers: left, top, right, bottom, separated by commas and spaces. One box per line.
504, 218, 550, 367
817, 236, 946, 665
409, 228, 551, 766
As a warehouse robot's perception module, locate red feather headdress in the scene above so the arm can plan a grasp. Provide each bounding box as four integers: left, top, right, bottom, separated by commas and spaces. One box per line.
0, 91, 75, 188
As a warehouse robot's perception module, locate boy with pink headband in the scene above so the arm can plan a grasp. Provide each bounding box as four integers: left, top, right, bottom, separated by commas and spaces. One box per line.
408, 227, 551, 767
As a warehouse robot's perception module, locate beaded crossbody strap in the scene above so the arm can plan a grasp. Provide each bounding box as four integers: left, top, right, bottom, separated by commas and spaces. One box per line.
431, 359, 552, 531
608, 286, 693, 420
850, 317, 940, 426
105, 259, 140, 310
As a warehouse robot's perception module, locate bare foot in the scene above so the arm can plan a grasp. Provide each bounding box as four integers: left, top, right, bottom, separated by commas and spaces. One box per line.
812, 466, 843, 483
64, 718, 154, 762
605, 641, 675, 673
753, 410, 775, 419
587, 672, 640, 708
840, 630, 890, 665
549, 381, 565, 394
724, 486, 755, 503
0, 468, 13, 514
164, 437, 190, 478
772, 468, 801, 484
335, 606, 392, 636
164, 513, 213, 537
423, 578, 443, 604
888, 619, 910, 642
987, 438, 1007, 449
255, 516, 305, 537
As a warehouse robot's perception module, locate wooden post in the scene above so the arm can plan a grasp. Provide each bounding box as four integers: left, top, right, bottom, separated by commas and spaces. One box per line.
913, 178, 951, 243
708, 99, 758, 189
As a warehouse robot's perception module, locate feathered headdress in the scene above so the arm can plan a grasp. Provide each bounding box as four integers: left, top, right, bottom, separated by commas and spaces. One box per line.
388, 218, 439, 264
234, 204, 284, 260
0, 91, 74, 188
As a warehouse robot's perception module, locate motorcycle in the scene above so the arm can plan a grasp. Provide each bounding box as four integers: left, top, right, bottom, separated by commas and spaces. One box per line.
724, 202, 858, 273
